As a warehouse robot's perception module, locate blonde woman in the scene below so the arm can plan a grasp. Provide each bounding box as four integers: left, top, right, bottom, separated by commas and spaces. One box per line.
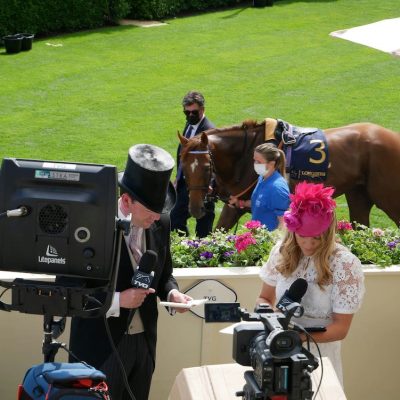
257, 182, 365, 386
229, 143, 290, 230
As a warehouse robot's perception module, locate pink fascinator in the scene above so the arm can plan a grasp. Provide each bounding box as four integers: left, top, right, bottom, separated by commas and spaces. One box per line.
283, 182, 336, 237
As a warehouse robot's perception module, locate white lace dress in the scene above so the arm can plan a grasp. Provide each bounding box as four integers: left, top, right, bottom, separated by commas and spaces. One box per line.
259, 242, 365, 386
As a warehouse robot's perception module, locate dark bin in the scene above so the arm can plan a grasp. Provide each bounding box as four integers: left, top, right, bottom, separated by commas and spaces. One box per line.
18, 33, 35, 51
3, 34, 23, 54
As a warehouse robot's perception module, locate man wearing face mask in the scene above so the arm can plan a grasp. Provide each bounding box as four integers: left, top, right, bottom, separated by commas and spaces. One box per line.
229, 143, 290, 231
171, 91, 216, 238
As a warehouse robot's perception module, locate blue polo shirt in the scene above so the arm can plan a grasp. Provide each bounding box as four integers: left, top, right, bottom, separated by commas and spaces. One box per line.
251, 171, 290, 231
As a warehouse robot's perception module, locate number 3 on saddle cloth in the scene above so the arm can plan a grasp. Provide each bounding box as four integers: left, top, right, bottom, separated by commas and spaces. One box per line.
277, 119, 330, 182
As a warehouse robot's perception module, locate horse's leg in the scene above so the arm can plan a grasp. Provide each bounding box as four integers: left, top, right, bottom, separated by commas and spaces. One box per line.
344, 186, 373, 227
216, 204, 248, 231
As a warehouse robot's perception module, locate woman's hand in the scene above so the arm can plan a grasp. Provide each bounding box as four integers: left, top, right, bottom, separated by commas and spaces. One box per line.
305, 313, 354, 343
228, 195, 238, 208
256, 282, 276, 309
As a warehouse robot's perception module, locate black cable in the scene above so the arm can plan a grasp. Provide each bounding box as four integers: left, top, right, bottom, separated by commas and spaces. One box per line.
100, 227, 136, 399
301, 329, 324, 400
103, 315, 136, 400
0, 287, 9, 299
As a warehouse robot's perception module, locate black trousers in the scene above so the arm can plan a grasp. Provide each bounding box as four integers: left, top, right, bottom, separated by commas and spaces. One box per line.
170, 179, 215, 238
100, 333, 154, 400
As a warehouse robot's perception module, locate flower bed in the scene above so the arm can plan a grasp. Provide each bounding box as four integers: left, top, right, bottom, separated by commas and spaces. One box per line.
171, 220, 400, 268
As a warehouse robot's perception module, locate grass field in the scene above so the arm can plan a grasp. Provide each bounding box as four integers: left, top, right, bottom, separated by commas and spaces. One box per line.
1, 0, 399, 230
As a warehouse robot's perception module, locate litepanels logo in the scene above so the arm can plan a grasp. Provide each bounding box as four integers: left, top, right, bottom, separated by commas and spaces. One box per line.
46, 245, 58, 257
38, 245, 66, 265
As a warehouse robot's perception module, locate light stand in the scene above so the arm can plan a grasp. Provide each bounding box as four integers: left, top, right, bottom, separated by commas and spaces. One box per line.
43, 315, 66, 363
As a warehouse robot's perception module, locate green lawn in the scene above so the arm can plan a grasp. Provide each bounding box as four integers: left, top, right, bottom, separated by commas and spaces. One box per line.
1, 0, 399, 230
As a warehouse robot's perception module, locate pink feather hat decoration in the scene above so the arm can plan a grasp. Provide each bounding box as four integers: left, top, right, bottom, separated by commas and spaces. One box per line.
283, 182, 336, 237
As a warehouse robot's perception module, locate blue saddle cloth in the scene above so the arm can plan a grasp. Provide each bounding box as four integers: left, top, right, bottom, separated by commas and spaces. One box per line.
278, 120, 329, 181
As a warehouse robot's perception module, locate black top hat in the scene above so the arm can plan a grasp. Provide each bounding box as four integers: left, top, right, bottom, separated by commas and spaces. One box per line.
118, 144, 176, 214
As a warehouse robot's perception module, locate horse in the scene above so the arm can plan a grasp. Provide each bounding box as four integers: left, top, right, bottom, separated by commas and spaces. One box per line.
178, 119, 400, 231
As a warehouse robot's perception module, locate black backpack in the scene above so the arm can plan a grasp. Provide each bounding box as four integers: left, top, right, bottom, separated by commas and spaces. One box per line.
18, 362, 110, 399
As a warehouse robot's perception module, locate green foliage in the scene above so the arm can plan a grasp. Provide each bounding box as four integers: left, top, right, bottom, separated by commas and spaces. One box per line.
172, 220, 400, 268
337, 223, 400, 267
128, 0, 245, 19
0, 0, 131, 37
128, 0, 184, 20
171, 221, 280, 268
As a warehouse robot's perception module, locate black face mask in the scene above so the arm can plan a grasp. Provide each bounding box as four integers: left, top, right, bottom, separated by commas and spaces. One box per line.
184, 109, 201, 125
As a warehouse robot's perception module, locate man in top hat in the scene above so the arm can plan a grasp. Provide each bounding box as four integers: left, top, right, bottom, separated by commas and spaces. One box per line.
69, 144, 192, 400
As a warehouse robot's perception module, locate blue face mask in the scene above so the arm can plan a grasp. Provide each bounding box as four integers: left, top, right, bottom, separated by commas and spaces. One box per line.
254, 163, 268, 176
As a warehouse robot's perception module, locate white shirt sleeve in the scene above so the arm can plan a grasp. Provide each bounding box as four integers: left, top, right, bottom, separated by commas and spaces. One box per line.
106, 292, 120, 318
331, 248, 365, 314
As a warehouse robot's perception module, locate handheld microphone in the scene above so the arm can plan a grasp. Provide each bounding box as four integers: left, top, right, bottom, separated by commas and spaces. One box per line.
131, 250, 157, 290
276, 278, 308, 318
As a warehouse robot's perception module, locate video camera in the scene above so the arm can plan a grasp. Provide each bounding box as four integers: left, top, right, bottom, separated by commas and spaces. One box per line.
233, 305, 318, 400
205, 279, 320, 400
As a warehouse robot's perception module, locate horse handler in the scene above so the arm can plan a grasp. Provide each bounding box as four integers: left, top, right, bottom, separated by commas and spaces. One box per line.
171, 90, 216, 238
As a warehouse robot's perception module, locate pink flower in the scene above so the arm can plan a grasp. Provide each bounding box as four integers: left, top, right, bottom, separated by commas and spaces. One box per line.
234, 232, 257, 253
283, 211, 302, 232
244, 220, 262, 230
337, 220, 353, 231
372, 228, 385, 237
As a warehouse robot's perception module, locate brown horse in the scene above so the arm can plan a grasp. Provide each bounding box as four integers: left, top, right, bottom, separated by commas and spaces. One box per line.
178, 119, 400, 230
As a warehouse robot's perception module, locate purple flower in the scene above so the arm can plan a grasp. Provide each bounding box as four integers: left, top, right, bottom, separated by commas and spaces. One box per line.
200, 251, 213, 259
388, 241, 398, 250
185, 240, 199, 248
223, 250, 235, 258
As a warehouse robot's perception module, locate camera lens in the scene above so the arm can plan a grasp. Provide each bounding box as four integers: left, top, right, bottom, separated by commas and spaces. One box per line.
267, 330, 302, 359
276, 337, 293, 349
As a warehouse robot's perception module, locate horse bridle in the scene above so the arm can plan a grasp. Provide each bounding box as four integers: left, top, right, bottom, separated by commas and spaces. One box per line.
184, 147, 216, 201
184, 138, 258, 204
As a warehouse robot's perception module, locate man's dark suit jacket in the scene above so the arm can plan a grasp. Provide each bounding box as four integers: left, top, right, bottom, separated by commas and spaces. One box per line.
176, 116, 215, 177
69, 214, 179, 368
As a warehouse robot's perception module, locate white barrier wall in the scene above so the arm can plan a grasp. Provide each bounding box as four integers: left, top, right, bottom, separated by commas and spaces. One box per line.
151, 266, 400, 400
0, 267, 399, 399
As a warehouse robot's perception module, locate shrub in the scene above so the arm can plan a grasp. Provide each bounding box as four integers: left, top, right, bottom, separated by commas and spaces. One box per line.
128, 0, 246, 20
171, 220, 400, 268
171, 220, 279, 268
0, 0, 131, 38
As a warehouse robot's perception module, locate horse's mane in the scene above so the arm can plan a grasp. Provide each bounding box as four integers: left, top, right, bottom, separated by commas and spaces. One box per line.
204, 119, 263, 133
181, 119, 265, 157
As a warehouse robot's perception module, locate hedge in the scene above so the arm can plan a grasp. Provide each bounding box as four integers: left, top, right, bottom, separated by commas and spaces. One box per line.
128, 0, 247, 20
0, 0, 131, 38
0, 1, 251, 39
